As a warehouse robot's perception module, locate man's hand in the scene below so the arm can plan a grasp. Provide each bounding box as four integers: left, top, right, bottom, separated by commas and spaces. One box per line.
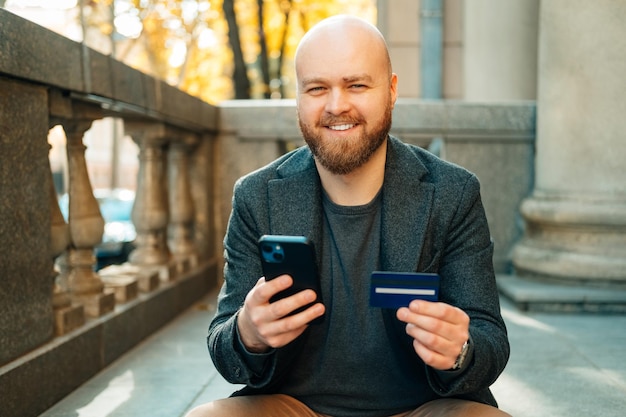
396, 300, 470, 370
237, 275, 325, 353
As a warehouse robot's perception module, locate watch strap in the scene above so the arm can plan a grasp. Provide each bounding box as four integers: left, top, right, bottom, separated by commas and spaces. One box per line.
451, 339, 470, 370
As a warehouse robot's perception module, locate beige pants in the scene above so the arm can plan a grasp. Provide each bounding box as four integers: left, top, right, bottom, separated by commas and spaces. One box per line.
185, 394, 512, 417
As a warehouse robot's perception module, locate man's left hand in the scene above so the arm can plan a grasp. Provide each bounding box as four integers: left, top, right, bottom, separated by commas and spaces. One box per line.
396, 300, 470, 370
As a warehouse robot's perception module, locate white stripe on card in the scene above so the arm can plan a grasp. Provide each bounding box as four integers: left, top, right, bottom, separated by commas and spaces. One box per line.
375, 287, 436, 296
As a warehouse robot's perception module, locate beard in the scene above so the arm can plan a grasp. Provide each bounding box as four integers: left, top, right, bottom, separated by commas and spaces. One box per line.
298, 102, 392, 175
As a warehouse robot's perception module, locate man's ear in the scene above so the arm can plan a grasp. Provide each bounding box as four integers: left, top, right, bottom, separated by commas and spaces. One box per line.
390, 73, 398, 108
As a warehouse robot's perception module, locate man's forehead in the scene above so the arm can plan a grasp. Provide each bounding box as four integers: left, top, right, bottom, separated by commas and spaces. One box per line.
296, 17, 385, 59
298, 15, 383, 46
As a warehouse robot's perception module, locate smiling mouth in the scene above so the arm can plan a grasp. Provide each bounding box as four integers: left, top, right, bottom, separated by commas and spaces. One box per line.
327, 124, 355, 131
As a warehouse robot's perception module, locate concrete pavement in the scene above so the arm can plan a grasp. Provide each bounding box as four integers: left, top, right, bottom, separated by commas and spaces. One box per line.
40, 288, 626, 417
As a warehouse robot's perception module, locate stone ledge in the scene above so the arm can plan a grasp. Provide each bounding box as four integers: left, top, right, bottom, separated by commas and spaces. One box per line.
497, 274, 626, 314
0, 260, 218, 417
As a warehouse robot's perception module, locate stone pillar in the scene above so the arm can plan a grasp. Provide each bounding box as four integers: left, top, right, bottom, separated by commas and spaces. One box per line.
168, 134, 199, 271
463, 0, 539, 101
511, 2, 626, 287
0, 78, 53, 365
379, 0, 420, 97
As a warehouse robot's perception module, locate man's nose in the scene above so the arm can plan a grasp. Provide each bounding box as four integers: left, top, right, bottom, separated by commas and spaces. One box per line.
324, 89, 351, 115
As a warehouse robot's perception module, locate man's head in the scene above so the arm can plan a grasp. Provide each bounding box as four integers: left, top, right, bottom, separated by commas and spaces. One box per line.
295, 15, 398, 175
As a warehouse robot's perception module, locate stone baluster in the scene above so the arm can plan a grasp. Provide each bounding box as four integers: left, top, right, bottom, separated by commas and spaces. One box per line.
168, 134, 199, 272
125, 122, 173, 280
48, 142, 71, 307
190, 134, 216, 263
47, 140, 86, 334
62, 120, 115, 317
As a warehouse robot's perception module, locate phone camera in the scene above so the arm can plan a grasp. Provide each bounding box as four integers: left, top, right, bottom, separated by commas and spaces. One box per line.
261, 243, 285, 263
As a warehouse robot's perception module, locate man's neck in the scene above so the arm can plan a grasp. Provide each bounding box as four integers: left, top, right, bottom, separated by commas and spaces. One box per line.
316, 141, 387, 206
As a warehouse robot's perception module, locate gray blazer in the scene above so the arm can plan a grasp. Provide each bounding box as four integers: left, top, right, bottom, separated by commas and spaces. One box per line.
208, 135, 509, 407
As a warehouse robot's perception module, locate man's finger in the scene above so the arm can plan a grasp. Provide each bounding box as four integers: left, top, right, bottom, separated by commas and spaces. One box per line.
253, 274, 293, 303
268, 288, 318, 319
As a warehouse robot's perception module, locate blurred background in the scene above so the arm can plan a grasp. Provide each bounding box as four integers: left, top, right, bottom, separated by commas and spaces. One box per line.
3, 0, 384, 268
3, 0, 378, 103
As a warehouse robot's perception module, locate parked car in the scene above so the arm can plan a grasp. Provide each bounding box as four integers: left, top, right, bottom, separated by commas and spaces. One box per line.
58, 189, 136, 270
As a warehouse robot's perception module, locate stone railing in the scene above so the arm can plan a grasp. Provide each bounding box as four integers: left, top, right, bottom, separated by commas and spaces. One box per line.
0, 8, 536, 417
1, 9, 219, 416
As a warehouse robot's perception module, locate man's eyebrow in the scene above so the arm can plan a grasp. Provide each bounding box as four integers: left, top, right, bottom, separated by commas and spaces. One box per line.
300, 74, 373, 86
342, 74, 373, 83
300, 77, 325, 87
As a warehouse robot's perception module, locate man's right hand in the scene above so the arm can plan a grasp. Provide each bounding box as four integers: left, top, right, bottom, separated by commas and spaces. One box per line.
236, 275, 325, 353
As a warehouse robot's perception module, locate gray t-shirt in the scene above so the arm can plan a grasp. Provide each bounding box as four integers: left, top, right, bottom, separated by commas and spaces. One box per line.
279, 191, 431, 416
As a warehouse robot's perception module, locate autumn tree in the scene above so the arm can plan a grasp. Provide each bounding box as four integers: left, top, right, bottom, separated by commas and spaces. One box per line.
81, 0, 376, 103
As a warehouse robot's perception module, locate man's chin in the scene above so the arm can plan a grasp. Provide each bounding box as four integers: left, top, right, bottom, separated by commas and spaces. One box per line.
315, 159, 362, 176
313, 143, 383, 175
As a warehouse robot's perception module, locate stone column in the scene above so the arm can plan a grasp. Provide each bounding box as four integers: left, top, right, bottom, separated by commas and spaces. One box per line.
463, 0, 539, 101
512, 1, 626, 286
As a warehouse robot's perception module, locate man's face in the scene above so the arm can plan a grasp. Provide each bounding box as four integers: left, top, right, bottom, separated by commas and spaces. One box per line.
296, 27, 397, 175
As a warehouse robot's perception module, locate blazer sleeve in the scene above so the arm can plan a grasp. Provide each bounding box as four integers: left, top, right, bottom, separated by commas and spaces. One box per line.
206, 177, 279, 387
425, 173, 510, 399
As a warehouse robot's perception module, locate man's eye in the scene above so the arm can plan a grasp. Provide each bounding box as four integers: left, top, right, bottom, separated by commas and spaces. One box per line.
308, 86, 325, 93
350, 84, 367, 89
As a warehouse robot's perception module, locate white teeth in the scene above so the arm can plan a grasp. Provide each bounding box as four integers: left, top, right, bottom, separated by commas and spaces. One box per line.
328, 124, 354, 131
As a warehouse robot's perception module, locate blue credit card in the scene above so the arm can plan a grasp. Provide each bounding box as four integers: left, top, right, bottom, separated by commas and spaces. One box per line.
370, 271, 440, 308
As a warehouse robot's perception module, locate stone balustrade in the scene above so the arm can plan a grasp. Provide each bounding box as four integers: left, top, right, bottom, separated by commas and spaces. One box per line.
1, 10, 220, 415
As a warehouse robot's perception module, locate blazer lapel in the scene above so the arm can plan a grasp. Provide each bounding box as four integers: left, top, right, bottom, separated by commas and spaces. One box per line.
265, 138, 435, 273
266, 149, 324, 251
380, 137, 435, 272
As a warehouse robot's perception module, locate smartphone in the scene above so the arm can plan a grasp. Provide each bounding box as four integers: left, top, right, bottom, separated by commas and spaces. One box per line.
258, 235, 324, 324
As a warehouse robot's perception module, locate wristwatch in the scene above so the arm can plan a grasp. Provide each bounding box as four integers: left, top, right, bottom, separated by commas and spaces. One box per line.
451, 339, 470, 370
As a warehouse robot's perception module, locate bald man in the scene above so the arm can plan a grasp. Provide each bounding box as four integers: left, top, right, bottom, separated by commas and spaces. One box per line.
186, 15, 510, 417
